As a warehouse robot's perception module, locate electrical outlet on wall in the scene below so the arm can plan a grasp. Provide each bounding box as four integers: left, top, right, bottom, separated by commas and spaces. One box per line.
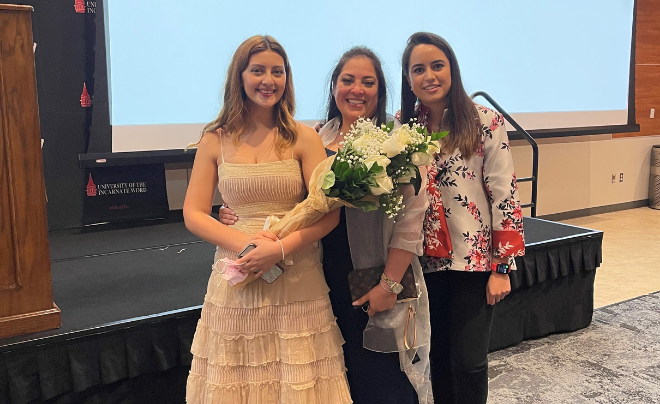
612, 174, 616, 183
619, 173, 624, 182
651, 108, 655, 119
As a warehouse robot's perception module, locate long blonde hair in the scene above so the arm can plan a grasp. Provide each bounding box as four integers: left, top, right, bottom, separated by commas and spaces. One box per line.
201, 35, 297, 155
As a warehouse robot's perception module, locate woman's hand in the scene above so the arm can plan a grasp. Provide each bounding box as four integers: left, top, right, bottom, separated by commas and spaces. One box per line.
236, 238, 282, 277
218, 204, 238, 225
352, 282, 398, 316
486, 272, 511, 305
251, 231, 278, 242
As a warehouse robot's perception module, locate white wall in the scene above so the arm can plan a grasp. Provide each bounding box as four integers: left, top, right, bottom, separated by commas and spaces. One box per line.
512, 135, 660, 216
164, 135, 660, 215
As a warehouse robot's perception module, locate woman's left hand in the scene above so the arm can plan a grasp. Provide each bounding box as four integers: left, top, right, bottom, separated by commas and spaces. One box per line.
353, 282, 398, 316
486, 272, 511, 305
236, 238, 282, 277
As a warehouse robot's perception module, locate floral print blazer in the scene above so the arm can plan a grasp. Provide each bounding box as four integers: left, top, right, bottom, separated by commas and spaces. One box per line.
411, 104, 525, 272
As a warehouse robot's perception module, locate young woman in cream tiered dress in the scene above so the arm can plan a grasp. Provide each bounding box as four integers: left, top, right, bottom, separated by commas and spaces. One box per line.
183, 35, 351, 404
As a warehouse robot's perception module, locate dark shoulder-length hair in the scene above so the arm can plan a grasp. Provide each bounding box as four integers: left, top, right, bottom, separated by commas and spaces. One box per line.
400, 32, 481, 159
326, 46, 387, 126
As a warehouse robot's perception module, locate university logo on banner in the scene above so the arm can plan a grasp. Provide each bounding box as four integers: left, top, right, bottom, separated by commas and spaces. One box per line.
82, 164, 168, 224
86, 176, 150, 198
86, 174, 97, 197
80, 83, 91, 107
75, 0, 97, 14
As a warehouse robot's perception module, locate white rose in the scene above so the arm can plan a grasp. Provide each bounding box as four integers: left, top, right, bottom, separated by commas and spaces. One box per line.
370, 174, 394, 195
427, 140, 440, 154
364, 155, 391, 171
352, 135, 366, 150
382, 136, 406, 158
392, 126, 415, 144
411, 151, 433, 166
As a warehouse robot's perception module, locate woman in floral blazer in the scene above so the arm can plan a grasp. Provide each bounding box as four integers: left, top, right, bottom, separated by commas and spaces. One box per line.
398, 32, 525, 404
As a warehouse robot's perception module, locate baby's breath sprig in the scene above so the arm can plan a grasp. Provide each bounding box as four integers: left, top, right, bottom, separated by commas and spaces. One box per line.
379, 193, 405, 219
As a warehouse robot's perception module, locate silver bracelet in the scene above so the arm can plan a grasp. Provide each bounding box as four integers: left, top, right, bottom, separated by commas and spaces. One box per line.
380, 280, 395, 294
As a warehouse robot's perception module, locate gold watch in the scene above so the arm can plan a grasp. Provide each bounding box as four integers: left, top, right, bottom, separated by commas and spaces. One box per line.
381, 273, 404, 294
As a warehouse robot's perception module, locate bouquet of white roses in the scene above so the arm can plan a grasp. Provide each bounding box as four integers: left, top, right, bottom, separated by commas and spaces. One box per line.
374, 120, 449, 216
319, 118, 448, 218
265, 118, 447, 239
319, 118, 393, 212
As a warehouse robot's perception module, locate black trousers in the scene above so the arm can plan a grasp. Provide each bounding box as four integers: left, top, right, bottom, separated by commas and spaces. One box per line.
424, 270, 494, 404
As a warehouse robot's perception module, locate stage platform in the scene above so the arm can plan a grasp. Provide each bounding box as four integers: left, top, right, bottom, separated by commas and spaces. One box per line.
0, 217, 603, 404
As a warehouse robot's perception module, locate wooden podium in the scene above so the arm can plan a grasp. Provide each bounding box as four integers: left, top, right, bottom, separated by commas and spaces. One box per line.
0, 4, 60, 339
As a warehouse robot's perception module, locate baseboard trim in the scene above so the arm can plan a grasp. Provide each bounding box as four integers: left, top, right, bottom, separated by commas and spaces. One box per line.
539, 200, 649, 221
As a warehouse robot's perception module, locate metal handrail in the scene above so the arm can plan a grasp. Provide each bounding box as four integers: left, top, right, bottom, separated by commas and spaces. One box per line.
470, 91, 539, 217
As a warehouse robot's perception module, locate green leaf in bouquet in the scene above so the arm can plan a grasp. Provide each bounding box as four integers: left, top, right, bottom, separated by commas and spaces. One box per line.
365, 176, 378, 188
321, 171, 336, 190
385, 121, 394, 132
353, 165, 366, 182
431, 131, 450, 141
418, 143, 428, 153
353, 200, 379, 212
341, 189, 355, 199
390, 153, 408, 166
333, 161, 351, 180
411, 166, 422, 195
334, 160, 351, 181
343, 171, 355, 188
368, 163, 384, 176
328, 188, 340, 198
351, 187, 367, 200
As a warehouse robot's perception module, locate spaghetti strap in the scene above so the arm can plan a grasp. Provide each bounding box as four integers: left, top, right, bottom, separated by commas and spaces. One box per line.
220, 133, 225, 164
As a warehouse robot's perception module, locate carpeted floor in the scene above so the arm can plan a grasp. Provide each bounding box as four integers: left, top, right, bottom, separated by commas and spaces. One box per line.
489, 291, 660, 403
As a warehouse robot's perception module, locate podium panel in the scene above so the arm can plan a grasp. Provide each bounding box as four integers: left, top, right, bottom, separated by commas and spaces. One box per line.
0, 4, 60, 338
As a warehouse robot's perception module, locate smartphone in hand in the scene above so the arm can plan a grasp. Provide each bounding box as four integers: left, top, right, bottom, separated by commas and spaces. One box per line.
238, 243, 256, 258
237, 243, 284, 284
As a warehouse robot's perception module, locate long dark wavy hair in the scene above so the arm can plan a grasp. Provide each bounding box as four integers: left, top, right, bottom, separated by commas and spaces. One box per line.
201, 35, 297, 156
400, 32, 481, 159
326, 46, 387, 126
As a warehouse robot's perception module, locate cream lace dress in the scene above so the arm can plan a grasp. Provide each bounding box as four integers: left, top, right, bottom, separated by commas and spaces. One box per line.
186, 159, 352, 404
